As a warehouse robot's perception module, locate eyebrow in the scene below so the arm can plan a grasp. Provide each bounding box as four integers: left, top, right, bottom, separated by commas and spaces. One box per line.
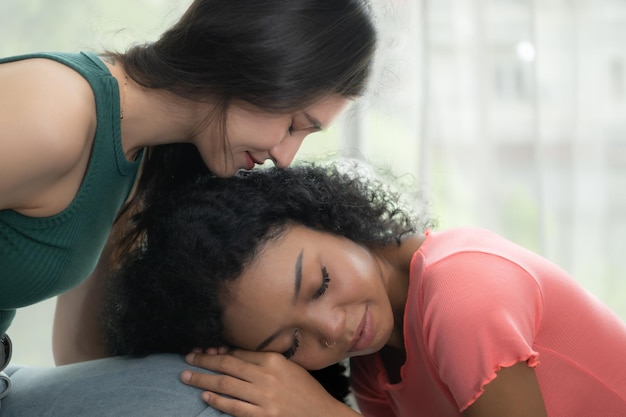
255, 249, 303, 352
293, 249, 303, 304
256, 328, 281, 351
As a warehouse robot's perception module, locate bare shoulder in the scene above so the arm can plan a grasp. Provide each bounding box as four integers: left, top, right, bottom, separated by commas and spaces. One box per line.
0, 57, 96, 154
0, 58, 97, 211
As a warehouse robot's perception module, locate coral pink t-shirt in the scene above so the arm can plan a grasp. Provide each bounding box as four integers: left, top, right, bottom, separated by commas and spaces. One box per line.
350, 227, 626, 416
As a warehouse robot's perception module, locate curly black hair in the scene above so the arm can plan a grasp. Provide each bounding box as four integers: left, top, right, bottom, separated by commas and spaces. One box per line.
102, 161, 430, 401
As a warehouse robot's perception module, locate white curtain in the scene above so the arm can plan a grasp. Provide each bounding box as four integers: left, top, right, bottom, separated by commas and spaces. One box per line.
342, 0, 626, 320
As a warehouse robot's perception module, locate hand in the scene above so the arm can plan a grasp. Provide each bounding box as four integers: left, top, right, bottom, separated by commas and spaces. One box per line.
181, 348, 359, 417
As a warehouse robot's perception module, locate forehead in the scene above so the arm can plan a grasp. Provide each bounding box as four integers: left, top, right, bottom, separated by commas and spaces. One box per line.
220, 226, 318, 348
228, 94, 350, 123
224, 227, 302, 334
303, 94, 351, 125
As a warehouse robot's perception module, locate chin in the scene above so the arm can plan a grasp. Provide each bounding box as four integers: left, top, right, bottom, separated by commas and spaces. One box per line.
209, 165, 236, 178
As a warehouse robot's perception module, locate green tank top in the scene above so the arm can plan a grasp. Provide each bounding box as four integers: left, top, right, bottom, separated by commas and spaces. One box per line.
0, 52, 143, 334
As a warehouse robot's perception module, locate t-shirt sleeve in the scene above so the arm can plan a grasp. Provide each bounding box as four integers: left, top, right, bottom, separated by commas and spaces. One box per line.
420, 251, 543, 411
349, 356, 396, 417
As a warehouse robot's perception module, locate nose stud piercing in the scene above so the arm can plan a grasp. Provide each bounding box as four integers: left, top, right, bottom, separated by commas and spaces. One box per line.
324, 340, 336, 348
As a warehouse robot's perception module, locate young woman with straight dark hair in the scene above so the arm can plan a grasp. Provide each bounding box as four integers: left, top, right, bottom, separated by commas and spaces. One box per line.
0, 0, 376, 407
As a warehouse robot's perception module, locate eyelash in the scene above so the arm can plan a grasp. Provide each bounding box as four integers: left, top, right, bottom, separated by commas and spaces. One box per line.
313, 266, 330, 299
288, 121, 295, 135
283, 329, 300, 359
283, 267, 331, 359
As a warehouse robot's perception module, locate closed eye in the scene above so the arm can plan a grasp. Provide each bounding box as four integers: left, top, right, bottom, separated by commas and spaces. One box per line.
313, 266, 330, 299
283, 329, 300, 359
288, 115, 322, 136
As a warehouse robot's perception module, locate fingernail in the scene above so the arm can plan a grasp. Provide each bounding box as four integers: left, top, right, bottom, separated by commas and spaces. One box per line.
181, 370, 191, 383
186, 352, 196, 363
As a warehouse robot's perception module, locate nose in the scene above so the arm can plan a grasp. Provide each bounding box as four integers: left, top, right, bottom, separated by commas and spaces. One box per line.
310, 305, 346, 348
268, 133, 306, 168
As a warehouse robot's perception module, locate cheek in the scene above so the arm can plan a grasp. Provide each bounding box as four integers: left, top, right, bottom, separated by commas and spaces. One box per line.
341, 256, 381, 295
294, 347, 337, 371
191, 121, 228, 161
229, 125, 284, 151
227, 113, 287, 150
222, 305, 267, 350
193, 139, 224, 174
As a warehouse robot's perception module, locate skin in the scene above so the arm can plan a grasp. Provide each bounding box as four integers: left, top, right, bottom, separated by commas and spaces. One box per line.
221, 226, 410, 370
109, 59, 349, 178
206, 96, 349, 176
0, 58, 97, 217
181, 225, 549, 417
0, 57, 349, 217
0, 55, 348, 364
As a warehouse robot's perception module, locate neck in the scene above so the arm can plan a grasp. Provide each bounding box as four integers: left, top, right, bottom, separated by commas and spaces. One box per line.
105, 62, 207, 161
120, 81, 203, 160
374, 233, 425, 349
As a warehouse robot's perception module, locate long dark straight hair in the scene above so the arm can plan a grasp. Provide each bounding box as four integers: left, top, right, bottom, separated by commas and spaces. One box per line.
111, 0, 377, 258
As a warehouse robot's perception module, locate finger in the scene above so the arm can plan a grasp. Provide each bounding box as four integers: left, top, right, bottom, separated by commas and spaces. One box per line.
181, 371, 245, 397
202, 346, 229, 355
202, 347, 220, 355
185, 353, 257, 381
228, 349, 289, 367
201, 391, 258, 417
187, 351, 221, 365
181, 371, 267, 407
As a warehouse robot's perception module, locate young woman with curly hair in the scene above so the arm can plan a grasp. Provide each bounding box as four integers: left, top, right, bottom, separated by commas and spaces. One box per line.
53, 162, 626, 417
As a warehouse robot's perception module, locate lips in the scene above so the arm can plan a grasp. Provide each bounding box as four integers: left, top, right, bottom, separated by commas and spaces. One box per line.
348, 306, 373, 354
244, 152, 256, 170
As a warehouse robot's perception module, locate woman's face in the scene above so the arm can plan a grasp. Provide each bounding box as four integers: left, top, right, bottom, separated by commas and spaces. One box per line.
221, 225, 396, 370
194, 95, 350, 178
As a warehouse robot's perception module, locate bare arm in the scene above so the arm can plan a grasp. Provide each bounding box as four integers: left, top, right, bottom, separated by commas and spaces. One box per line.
52, 178, 141, 365
463, 361, 548, 417
52, 229, 116, 365
52, 149, 143, 365
0, 57, 113, 364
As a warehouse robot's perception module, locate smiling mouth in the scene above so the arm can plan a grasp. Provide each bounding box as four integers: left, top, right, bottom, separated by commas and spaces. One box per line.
249, 152, 267, 166
244, 152, 260, 170
347, 307, 368, 353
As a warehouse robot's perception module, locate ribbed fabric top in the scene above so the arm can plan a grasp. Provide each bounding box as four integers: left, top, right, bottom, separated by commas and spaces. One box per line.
0, 52, 143, 335
351, 227, 626, 417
